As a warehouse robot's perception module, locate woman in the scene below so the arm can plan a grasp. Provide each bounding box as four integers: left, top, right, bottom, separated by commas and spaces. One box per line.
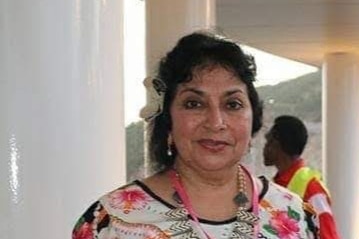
73, 32, 315, 239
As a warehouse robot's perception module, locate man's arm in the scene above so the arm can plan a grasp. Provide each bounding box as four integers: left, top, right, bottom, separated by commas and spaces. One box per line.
305, 179, 341, 239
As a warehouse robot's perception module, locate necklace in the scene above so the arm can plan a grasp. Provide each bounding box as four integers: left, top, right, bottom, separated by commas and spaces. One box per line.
234, 165, 250, 208
168, 165, 259, 239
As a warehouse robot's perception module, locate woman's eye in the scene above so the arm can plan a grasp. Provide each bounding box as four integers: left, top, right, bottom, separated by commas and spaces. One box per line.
226, 100, 243, 110
184, 100, 202, 109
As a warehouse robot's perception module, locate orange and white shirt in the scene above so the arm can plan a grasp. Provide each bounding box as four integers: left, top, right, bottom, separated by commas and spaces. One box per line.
274, 159, 340, 239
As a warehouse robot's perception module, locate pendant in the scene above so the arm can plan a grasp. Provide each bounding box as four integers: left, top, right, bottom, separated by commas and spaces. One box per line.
233, 192, 249, 207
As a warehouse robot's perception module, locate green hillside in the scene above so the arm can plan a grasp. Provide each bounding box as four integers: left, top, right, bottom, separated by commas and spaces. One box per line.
126, 121, 145, 181
257, 71, 322, 122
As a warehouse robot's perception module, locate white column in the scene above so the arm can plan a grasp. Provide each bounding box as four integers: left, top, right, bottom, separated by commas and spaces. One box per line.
0, 1, 125, 239
144, 0, 216, 174
145, 0, 216, 75
323, 53, 359, 239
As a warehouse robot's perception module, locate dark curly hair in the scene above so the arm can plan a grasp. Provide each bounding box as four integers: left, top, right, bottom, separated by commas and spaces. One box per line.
271, 115, 308, 157
148, 31, 263, 171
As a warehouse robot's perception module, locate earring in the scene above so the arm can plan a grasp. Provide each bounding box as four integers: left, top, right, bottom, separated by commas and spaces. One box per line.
167, 146, 173, 156
247, 141, 252, 154
167, 134, 173, 156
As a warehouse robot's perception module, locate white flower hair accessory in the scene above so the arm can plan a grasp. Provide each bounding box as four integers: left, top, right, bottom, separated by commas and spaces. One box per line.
139, 77, 167, 122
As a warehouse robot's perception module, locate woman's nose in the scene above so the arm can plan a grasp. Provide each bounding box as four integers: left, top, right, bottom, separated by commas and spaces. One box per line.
204, 107, 227, 131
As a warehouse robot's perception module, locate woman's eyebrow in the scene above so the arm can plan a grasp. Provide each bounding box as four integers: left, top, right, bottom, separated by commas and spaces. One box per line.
178, 87, 245, 97
178, 87, 204, 96
225, 89, 245, 96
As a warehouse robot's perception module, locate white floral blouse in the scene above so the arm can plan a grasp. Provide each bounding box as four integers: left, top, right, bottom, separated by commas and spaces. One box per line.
73, 177, 316, 239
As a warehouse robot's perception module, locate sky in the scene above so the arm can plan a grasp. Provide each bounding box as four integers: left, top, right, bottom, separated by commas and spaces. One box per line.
243, 46, 318, 87
123, 0, 318, 126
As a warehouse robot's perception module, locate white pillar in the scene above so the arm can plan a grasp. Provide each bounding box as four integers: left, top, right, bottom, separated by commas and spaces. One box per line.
323, 53, 359, 239
0, 1, 125, 239
145, 0, 216, 75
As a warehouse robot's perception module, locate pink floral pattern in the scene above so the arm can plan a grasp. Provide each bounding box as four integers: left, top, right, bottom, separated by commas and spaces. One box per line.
72, 221, 93, 239
109, 188, 151, 214
269, 211, 300, 239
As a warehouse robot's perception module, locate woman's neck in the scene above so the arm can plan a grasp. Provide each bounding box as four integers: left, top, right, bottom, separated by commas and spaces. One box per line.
171, 161, 254, 220
173, 161, 238, 190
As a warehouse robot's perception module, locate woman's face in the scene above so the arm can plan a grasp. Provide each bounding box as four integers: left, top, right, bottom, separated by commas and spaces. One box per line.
170, 66, 253, 172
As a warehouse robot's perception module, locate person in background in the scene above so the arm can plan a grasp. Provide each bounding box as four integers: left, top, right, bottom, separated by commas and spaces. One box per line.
263, 115, 340, 239
72, 32, 315, 239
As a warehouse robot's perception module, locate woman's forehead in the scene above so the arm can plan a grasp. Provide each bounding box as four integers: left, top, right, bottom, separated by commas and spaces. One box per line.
191, 64, 238, 79
182, 66, 243, 86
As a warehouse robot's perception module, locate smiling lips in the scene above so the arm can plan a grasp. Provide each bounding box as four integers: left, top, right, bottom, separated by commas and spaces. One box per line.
198, 139, 229, 153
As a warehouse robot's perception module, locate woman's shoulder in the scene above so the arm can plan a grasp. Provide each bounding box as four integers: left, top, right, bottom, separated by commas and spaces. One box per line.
100, 180, 142, 200
72, 182, 139, 238
72, 180, 170, 239
77, 178, 175, 221
98, 180, 165, 215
